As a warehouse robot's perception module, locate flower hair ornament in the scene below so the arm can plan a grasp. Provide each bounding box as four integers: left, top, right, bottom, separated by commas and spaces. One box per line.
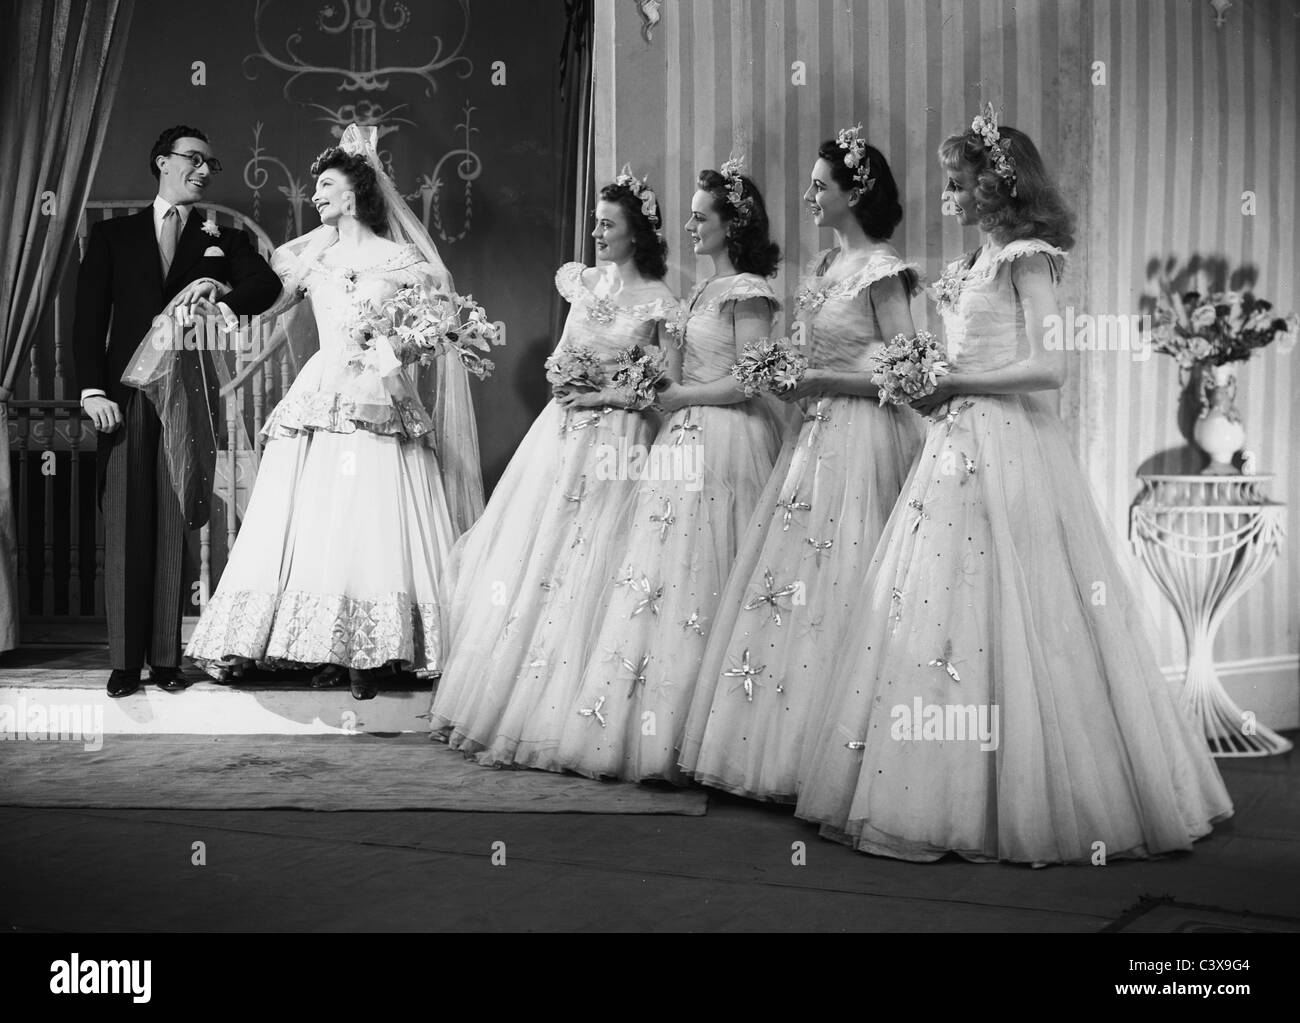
718, 155, 756, 227
969, 102, 1018, 197
835, 123, 875, 194
615, 163, 662, 230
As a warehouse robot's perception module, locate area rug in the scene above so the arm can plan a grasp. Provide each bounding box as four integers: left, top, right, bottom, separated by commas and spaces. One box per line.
0, 734, 709, 814
1103, 895, 1300, 933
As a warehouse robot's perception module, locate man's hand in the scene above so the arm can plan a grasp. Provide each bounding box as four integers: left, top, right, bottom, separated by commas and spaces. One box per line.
172, 279, 235, 329
83, 395, 123, 433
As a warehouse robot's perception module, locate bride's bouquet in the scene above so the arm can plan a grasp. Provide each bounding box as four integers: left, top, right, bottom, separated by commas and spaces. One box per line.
545, 343, 606, 398
731, 335, 808, 396
871, 330, 948, 406
349, 286, 502, 380
610, 344, 669, 410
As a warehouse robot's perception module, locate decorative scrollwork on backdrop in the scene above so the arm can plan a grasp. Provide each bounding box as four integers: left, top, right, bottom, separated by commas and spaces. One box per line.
244, 0, 472, 98
244, 121, 310, 242
242, 1, 484, 244
408, 103, 481, 244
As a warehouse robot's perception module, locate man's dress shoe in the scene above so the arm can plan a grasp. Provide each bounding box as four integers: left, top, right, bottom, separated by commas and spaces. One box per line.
107, 669, 141, 699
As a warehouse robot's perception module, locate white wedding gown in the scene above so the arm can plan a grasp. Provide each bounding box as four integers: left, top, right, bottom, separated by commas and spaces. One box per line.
187, 243, 458, 675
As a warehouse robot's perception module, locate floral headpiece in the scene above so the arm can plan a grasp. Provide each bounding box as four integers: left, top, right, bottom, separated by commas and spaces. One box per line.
835, 123, 875, 193
615, 163, 662, 230
969, 102, 1017, 197
718, 155, 755, 226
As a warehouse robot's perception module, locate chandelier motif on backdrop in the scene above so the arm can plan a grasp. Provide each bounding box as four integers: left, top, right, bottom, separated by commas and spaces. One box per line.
241, 0, 481, 244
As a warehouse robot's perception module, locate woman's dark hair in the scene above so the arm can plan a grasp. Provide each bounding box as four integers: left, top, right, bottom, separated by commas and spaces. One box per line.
939, 126, 1075, 250
696, 169, 781, 277
816, 138, 903, 240
310, 146, 389, 235
150, 124, 209, 180
599, 180, 668, 279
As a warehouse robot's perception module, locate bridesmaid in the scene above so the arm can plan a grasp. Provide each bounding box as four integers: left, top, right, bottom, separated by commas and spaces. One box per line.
429, 171, 679, 760
548, 161, 787, 782
794, 108, 1232, 864
680, 127, 924, 801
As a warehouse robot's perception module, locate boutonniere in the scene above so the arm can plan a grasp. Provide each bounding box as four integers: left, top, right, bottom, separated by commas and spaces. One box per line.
201, 219, 221, 238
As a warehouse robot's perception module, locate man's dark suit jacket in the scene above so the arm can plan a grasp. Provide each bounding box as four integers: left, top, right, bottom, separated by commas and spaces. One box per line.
71, 206, 283, 494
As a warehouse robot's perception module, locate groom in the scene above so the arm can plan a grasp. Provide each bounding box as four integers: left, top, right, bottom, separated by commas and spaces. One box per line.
72, 124, 281, 698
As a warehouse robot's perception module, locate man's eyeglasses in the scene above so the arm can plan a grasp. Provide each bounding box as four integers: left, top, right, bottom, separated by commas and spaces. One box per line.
169, 150, 222, 175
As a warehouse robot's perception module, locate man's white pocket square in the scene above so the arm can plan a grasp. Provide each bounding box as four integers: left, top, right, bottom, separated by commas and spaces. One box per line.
202, 246, 225, 257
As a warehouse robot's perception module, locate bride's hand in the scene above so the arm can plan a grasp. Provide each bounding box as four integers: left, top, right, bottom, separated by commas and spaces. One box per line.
171, 278, 229, 312
184, 296, 239, 332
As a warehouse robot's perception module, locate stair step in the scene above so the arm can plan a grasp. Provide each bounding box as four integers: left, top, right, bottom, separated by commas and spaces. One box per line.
0, 669, 431, 736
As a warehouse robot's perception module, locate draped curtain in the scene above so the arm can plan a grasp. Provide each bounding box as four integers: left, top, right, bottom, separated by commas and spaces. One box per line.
555, 0, 596, 347
0, 0, 136, 650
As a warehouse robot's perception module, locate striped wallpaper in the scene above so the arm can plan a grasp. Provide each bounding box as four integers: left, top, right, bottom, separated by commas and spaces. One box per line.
595, 0, 1299, 725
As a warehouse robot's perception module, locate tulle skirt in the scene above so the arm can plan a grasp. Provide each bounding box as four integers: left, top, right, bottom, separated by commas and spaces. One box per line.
680, 394, 922, 800
428, 401, 660, 765
793, 392, 1233, 864
546, 399, 785, 782
187, 420, 455, 675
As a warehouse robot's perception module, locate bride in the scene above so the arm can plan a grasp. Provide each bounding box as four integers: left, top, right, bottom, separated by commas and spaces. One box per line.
128, 125, 484, 699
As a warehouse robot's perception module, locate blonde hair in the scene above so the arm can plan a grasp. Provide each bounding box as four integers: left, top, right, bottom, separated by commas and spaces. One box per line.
940, 126, 1075, 250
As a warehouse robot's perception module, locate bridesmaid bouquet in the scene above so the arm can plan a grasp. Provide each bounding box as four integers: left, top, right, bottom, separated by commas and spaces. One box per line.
871, 330, 948, 406
349, 286, 501, 380
731, 336, 809, 396
545, 344, 606, 397
611, 344, 669, 410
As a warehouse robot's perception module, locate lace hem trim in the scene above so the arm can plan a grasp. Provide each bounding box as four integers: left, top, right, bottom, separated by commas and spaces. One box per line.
187, 588, 442, 673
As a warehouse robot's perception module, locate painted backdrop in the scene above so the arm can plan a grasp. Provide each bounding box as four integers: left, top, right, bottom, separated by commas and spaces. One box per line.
76, 0, 574, 490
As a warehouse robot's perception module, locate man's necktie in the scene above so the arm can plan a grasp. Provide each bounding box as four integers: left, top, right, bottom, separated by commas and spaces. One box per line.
159, 205, 180, 276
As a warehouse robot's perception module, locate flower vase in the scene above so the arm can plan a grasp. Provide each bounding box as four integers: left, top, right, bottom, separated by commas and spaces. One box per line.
1193, 362, 1245, 475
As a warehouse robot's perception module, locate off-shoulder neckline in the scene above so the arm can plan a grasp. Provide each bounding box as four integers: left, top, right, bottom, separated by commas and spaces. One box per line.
315, 241, 426, 275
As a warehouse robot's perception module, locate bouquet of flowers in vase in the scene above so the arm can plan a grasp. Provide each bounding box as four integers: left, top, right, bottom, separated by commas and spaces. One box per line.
610, 344, 669, 410
1150, 283, 1298, 372
545, 343, 606, 399
871, 330, 947, 406
730, 336, 808, 396
349, 286, 502, 380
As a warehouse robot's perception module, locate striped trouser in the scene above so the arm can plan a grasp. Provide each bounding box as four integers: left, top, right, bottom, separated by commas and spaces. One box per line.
102, 392, 187, 670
